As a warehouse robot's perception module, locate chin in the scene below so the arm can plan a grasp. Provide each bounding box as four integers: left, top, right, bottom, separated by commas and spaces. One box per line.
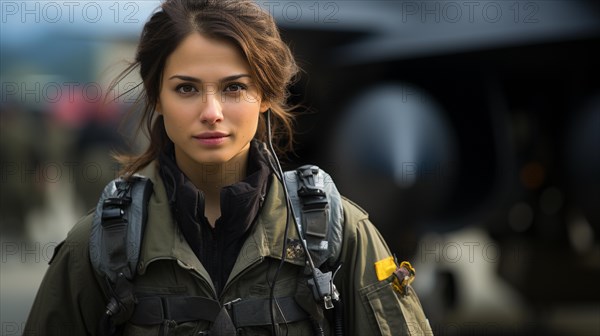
193, 155, 230, 165
195, 148, 246, 164
187, 144, 250, 166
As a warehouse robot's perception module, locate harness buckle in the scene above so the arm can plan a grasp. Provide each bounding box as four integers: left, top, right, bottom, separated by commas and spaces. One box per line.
307, 268, 340, 310
100, 186, 132, 226
223, 298, 242, 310
295, 165, 329, 241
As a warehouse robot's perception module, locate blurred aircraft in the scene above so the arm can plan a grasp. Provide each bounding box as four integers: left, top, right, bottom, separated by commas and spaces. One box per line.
2, 1, 599, 335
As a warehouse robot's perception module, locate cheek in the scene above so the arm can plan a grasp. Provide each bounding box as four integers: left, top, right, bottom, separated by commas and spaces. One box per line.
161, 116, 178, 142
160, 98, 192, 129
234, 107, 260, 136
160, 109, 188, 140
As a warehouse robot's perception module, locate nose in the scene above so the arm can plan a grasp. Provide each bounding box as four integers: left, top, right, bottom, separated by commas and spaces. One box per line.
200, 89, 223, 125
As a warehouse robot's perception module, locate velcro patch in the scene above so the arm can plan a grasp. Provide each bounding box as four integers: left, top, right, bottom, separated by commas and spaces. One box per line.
374, 256, 396, 281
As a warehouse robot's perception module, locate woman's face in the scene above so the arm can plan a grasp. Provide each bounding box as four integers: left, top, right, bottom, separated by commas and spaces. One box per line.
158, 33, 269, 169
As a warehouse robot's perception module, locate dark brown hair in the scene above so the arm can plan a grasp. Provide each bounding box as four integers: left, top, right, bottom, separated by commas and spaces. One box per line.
110, 0, 299, 176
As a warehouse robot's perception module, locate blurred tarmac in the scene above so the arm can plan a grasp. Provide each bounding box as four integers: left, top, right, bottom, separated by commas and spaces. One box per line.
1, 179, 80, 334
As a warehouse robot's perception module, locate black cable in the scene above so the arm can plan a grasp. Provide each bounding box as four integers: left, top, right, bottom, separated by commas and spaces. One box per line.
266, 109, 291, 336
333, 298, 344, 336
264, 257, 288, 336
330, 262, 344, 336
265, 109, 328, 336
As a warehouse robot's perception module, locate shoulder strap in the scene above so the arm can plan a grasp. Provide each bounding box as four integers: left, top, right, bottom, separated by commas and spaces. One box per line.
283, 165, 344, 268
89, 175, 153, 333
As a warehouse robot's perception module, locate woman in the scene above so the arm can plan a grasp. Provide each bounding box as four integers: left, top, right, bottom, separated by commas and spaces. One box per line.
25, 0, 432, 335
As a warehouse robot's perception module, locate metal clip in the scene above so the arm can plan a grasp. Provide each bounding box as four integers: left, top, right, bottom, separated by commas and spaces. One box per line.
392, 261, 416, 295
223, 298, 242, 310
308, 268, 339, 310
324, 295, 334, 310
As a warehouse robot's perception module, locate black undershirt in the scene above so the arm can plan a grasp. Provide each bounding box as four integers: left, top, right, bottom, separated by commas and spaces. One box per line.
159, 140, 271, 295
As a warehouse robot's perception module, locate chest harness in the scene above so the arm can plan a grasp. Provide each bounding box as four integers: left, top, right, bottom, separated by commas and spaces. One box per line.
90, 165, 344, 336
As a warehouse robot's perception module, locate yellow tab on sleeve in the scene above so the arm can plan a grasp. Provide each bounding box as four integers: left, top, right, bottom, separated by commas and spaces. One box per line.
374, 256, 396, 281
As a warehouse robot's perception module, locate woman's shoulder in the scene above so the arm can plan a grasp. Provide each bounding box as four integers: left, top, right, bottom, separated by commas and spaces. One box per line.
340, 196, 370, 226
55, 210, 95, 259
339, 195, 391, 253
59, 162, 164, 260
65, 209, 95, 244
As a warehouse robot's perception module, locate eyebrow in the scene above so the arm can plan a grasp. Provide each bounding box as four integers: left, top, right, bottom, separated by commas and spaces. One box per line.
168, 74, 251, 83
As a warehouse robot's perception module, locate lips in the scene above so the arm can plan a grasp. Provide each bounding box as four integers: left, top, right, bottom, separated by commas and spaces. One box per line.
193, 131, 229, 139
192, 131, 229, 146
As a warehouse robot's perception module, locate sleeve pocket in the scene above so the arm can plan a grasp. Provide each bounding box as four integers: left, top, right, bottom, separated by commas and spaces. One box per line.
360, 278, 433, 335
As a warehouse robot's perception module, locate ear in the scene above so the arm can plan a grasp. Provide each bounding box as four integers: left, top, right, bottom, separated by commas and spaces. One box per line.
259, 100, 271, 113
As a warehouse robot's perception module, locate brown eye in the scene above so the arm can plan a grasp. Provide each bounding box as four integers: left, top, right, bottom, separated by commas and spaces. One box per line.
224, 83, 247, 93
176, 84, 197, 94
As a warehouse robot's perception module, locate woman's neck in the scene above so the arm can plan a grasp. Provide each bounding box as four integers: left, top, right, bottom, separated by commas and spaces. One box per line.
174, 147, 249, 226
180, 154, 247, 193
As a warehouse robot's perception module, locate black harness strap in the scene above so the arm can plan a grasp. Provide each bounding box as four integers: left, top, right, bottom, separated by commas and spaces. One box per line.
91, 175, 154, 334
283, 165, 344, 268
296, 166, 329, 240
130, 296, 221, 326
128, 296, 308, 328
92, 164, 344, 334
231, 296, 309, 327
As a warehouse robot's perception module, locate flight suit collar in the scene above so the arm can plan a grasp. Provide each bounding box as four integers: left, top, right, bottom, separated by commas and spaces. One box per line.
135, 158, 305, 295
135, 162, 210, 283
228, 173, 305, 284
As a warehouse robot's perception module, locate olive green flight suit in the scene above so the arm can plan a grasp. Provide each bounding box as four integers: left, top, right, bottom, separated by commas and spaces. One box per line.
25, 162, 433, 335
